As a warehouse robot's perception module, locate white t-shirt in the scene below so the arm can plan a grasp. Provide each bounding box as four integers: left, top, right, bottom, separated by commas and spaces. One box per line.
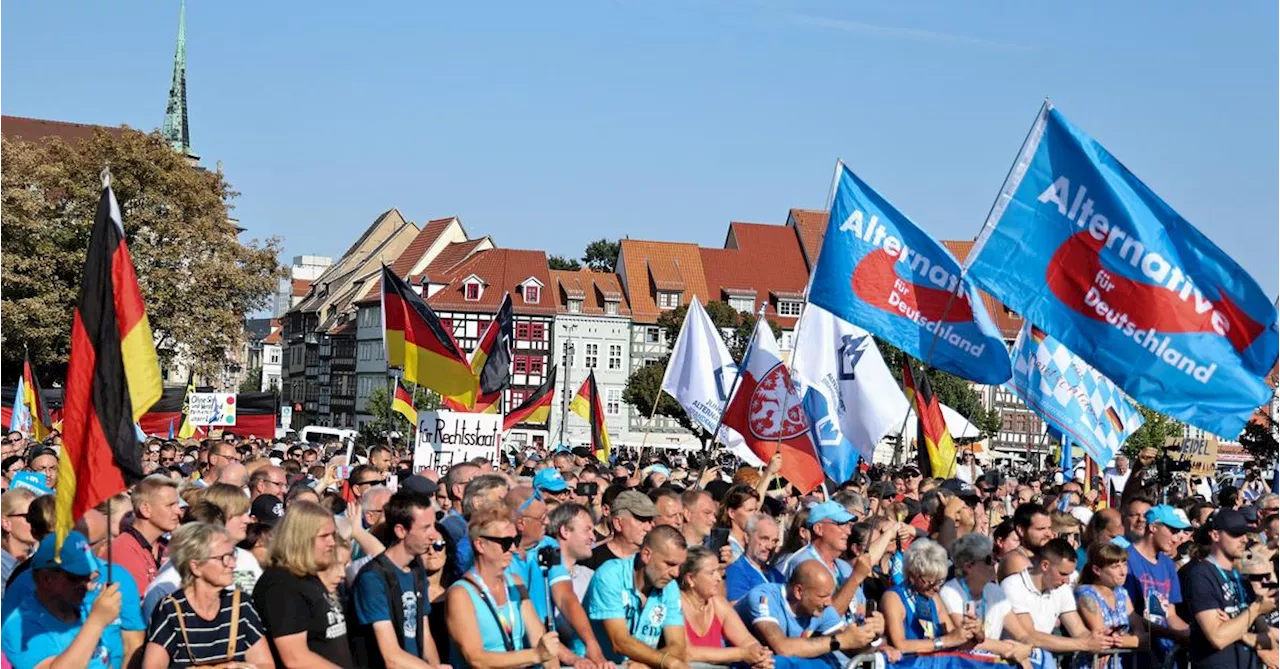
940, 578, 1012, 640
142, 547, 262, 621
1105, 470, 1130, 496
955, 463, 984, 485
1000, 570, 1075, 634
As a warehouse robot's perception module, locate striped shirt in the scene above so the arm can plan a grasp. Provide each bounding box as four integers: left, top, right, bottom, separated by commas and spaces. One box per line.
146, 587, 264, 667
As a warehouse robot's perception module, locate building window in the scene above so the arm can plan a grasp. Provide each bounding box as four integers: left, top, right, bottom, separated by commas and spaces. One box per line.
514, 356, 528, 374
516, 322, 531, 340
267, 349, 281, 365
509, 389, 527, 406
728, 296, 754, 313
604, 302, 618, 316
530, 323, 545, 341
645, 327, 660, 344
528, 356, 544, 375
567, 299, 582, 313
777, 300, 802, 317
606, 388, 622, 416
464, 282, 481, 301
657, 291, 680, 310
608, 344, 622, 370
585, 343, 598, 368
525, 285, 540, 304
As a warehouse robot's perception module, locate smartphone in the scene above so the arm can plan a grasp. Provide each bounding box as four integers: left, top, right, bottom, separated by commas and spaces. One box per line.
964, 600, 978, 619
709, 528, 732, 553
336, 465, 352, 480
865, 598, 878, 615
576, 481, 599, 497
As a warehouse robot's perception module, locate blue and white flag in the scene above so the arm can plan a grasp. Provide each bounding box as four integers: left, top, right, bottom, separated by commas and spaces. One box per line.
8, 375, 31, 435
967, 103, 1278, 438
1006, 323, 1144, 470
793, 305, 907, 482
809, 162, 1012, 385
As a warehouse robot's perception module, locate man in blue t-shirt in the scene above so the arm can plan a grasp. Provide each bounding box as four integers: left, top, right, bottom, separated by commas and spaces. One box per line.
585, 525, 689, 666
440, 463, 480, 574
725, 514, 783, 603
736, 561, 884, 667
352, 491, 446, 668
1124, 504, 1191, 669
1, 531, 126, 669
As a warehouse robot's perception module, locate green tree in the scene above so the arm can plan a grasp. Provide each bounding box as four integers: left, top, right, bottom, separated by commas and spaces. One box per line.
878, 341, 1003, 440
1121, 406, 1184, 457
548, 255, 582, 271
581, 239, 620, 273
359, 383, 443, 444
239, 367, 263, 393
1238, 420, 1277, 464
621, 356, 700, 437
655, 301, 781, 362
1, 128, 284, 383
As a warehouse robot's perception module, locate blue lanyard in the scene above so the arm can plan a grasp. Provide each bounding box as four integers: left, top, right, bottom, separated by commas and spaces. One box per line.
1211, 562, 1246, 604
958, 578, 986, 620
901, 587, 940, 637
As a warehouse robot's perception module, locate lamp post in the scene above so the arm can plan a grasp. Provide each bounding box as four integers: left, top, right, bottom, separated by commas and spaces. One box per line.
557, 324, 577, 446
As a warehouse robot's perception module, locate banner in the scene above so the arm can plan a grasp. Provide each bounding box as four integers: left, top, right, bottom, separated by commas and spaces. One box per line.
1164, 435, 1219, 477
809, 162, 1012, 385
413, 410, 503, 471
1006, 323, 1144, 469
187, 392, 237, 426
967, 103, 1279, 438
792, 304, 908, 481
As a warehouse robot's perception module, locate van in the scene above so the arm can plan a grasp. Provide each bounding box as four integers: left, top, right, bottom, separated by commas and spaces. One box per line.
298, 425, 357, 445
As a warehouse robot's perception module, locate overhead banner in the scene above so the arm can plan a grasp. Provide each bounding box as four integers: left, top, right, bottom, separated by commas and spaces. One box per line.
809, 162, 1012, 385
968, 103, 1278, 438
187, 392, 237, 426
1006, 323, 1144, 468
414, 410, 503, 471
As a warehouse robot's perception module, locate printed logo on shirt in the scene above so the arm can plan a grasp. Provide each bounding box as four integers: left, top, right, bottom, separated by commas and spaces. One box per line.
402, 591, 418, 639
326, 598, 347, 639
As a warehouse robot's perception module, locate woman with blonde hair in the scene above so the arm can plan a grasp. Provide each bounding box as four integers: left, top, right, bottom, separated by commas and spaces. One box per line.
447, 507, 562, 668
679, 546, 773, 668
252, 500, 351, 668
1, 487, 37, 588
143, 522, 273, 668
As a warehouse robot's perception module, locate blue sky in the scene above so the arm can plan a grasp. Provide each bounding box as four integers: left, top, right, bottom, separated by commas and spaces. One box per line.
4, 1, 1276, 291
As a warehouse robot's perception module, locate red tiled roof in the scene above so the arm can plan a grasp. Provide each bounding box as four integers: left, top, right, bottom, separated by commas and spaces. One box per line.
701, 222, 809, 329
788, 209, 828, 269
427, 248, 557, 315
2, 115, 130, 145
941, 240, 1022, 340
618, 240, 710, 324
549, 269, 632, 316
417, 238, 490, 282
291, 279, 313, 297
263, 322, 283, 345
388, 217, 453, 279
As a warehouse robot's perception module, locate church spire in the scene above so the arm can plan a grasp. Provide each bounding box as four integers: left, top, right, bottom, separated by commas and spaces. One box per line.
160, 0, 196, 159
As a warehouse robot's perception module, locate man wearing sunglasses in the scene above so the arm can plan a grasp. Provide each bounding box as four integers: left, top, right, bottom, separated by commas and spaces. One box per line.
776, 501, 863, 620
351, 490, 448, 669
1125, 504, 1192, 668
1180, 509, 1279, 669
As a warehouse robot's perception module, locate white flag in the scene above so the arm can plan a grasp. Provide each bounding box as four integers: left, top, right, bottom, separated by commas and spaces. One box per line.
660, 300, 759, 464
792, 305, 908, 478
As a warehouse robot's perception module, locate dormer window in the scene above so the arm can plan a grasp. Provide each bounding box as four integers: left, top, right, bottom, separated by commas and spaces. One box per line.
567, 299, 583, 313
465, 283, 480, 301
777, 299, 803, 317
520, 277, 545, 305
657, 291, 680, 310
604, 302, 618, 316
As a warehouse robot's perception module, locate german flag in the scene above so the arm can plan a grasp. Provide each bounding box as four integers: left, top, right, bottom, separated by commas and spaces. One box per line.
56, 181, 162, 553
392, 378, 418, 427
21, 353, 52, 442
901, 357, 955, 479
503, 367, 556, 431
446, 293, 513, 412
381, 265, 476, 402
569, 369, 611, 463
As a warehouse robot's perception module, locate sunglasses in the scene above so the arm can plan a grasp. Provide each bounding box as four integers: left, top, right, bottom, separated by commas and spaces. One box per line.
354, 479, 386, 487
477, 535, 517, 552
425, 540, 447, 553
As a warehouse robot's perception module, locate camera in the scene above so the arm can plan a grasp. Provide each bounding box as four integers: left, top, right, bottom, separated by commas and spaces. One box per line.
537, 544, 561, 570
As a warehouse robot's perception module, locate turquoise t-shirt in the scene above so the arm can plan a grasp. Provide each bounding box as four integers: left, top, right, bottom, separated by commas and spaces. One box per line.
3, 563, 145, 669
584, 554, 684, 662
2, 595, 113, 668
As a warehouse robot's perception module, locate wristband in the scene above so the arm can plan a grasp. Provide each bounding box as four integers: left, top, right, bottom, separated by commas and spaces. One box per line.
933, 637, 944, 651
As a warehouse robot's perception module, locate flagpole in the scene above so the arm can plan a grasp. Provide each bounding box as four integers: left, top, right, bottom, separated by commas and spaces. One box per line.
634, 392, 664, 468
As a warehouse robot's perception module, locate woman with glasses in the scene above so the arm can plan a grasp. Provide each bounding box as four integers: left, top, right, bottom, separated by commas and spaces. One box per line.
940, 533, 1034, 667
1, 487, 38, 591
882, 538, 977, 655
142, 521, 272, 668
425, 523, 457, 662
678, 546, 773, 669
446, 508, 561, 669
1074, 542, 1143, 669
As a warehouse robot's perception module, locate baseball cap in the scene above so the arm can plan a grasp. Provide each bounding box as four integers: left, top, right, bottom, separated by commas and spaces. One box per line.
869, 481, 898, 500
610, 490, 657, 519
1209, 509, 1254, 536
32, 531, 96, 576
251, 494, 285, 528
571, 446, 592, 460
643, 464, 672, 479
807, 501, 856, 526
533, 468, 570, 494
1145, 505, 1191, 530
400, 475, 439, 497
939, 478, 980, 501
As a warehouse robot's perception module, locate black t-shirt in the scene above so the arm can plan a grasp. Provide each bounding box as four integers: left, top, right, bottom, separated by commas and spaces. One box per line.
582, 542, 627, 571
1179, 559, 1258, 669
252, 566, 354, 668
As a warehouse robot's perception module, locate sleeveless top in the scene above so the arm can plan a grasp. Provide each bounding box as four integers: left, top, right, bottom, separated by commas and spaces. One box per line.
451, 571, 528, 667
1073, 585, 1132, 669
685, 605, 726, 648
889, 584, 941, 641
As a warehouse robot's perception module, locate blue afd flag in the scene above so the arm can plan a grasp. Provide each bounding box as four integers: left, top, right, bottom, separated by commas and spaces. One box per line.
809, 162, 1012, 384
967, 103, 1278, 438
1007, 323, 1144, 468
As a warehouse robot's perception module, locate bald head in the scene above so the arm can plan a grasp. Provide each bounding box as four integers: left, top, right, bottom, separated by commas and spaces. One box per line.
504, 485, 538, 513
75, 509, 109, 559
215, 462, 248, 488
791, 559, 836, 590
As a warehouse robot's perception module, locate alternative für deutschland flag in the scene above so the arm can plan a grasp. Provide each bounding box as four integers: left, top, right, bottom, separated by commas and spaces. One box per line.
56, 179, 163, 554
381, 265, 476, 402
392, 378, 418, 426
177, 371, 198, 439
569, 369, 611, 464
901, 357, 956, 479
503, 367, 556, 432
21, 353, 52, 442
445, 293, 514, 413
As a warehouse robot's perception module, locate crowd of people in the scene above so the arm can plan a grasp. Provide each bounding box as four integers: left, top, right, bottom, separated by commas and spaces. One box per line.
0, 428, 1276, 669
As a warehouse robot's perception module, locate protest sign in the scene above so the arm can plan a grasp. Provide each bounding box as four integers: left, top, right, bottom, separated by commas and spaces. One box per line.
187, 392, 237, 426
413, 410, 503, 471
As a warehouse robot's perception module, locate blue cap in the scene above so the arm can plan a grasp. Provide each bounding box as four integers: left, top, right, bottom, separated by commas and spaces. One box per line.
807, 501, 856, 527
10, 471, 52, 496
1145, 505, 1191, 530
533, 468, 570, 493
32, 531, 96, 576
644, 464, 672, 479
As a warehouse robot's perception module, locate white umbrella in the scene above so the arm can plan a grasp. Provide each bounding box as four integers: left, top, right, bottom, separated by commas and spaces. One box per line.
900, 403, 982, 442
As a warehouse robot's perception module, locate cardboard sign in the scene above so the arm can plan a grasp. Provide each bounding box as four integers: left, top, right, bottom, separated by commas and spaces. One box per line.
188, 393, 237, 426
1164, 435, 1219, 477
413, 411, 503, 471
